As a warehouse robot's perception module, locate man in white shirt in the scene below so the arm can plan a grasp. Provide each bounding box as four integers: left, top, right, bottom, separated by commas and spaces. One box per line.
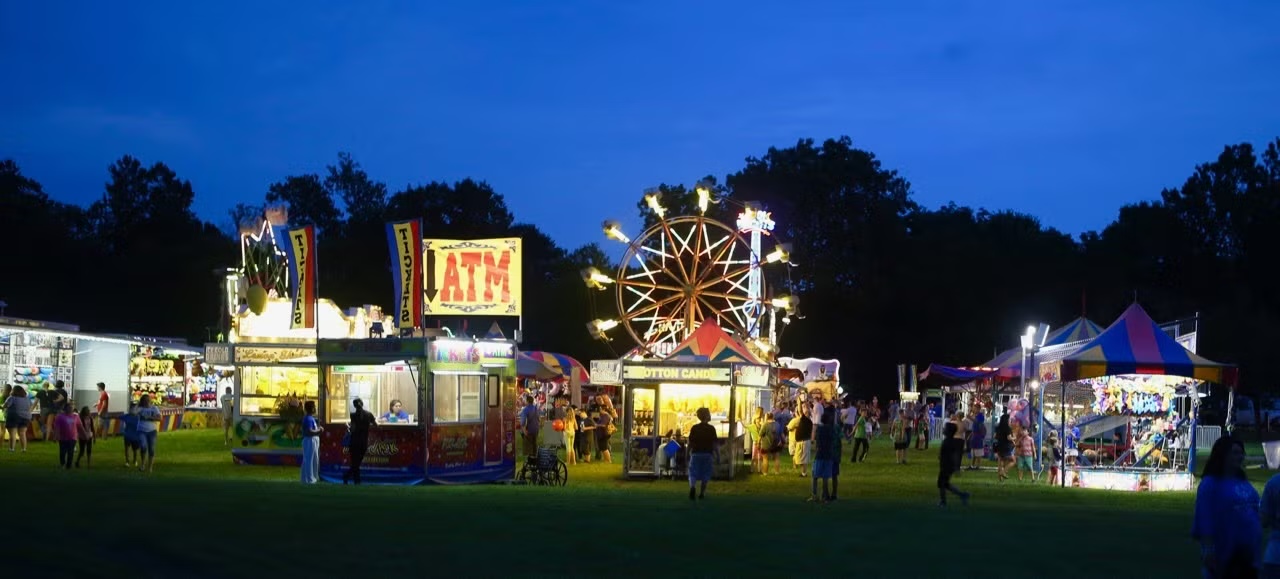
220, 387, 235, 445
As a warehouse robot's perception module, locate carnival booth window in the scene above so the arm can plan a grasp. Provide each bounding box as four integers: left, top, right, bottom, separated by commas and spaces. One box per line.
327, 364, 420, 425
238, 366, 319, 417
434, 373, 484, 423
661, 383, 731, 438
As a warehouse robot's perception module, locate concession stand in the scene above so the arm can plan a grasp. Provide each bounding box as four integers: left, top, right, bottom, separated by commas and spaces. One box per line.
316, 337, 518, 485
594, 321, 770, 480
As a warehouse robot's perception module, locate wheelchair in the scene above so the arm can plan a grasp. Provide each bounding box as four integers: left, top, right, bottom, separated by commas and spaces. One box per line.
517, 446, 568, 486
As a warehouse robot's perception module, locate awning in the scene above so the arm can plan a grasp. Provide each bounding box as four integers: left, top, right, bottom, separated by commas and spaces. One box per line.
918, 364, 996, 387
522, 351, 591, 384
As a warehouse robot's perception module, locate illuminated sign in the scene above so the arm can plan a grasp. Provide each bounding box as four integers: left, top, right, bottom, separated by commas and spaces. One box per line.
622, 364, 732, 383
205, 344, 232, 365
0, 317, 79, 333
233, 347, 316, 364
735, 208, 776, 234
733, 364, 770, 387
430, 340, 515, 364
590, 360, 623, 385
424, 238, 522, 316
643, 319, 684, 341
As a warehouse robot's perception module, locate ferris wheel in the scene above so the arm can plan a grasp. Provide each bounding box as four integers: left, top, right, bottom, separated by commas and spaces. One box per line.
585, 188, 795, 358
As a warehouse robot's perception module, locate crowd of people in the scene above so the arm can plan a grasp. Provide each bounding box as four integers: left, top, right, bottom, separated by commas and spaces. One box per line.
1, 380, 163, 472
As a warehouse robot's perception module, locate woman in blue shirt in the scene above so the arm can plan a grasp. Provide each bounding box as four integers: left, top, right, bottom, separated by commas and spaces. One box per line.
380, 400, 410, 424
1192, 435, 1260, 578
300, 401, 322, 484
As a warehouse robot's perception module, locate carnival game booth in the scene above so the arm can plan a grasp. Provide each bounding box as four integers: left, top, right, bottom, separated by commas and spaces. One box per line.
1, 317, 204, 436
594, 321, 771, 480
209, 298, 378, 466
1036, 303, 1237, 492
315, 337, 517, 485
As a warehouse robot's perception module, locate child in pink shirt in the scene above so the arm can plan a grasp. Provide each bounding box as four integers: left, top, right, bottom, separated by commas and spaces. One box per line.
54, 406, 79, 469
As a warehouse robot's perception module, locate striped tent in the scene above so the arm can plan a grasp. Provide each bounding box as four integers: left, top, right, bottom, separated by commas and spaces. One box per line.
516, 352, 559, 380
664, 320, 762, 364
1060, 303, 1238, 386
522, 351, 591, 384
980, 316, 1105, 378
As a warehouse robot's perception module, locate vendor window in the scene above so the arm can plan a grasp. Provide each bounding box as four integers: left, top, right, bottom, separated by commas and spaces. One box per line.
237, 366, 319, 417
433, 373, 484, 423
326, 364, 420, 424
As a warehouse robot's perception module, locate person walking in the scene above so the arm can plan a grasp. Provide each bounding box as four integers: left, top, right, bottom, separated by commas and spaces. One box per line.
994, 411, 1014, 482
220, 387, 235, 445
75, 406, 94, 468
3, 385, 31, 452
1193, 436, 1260, 578
852, 409, 871, 463
937, 422, 970, 507
748, 406, 765, 474
121, 403, 140, 467
810, 407, 837, 503
891, 409, 910, 465
968, 412, 987, 470
300, 401, 321, 484
1260, 469, 1280, 578
94, 383, 110, 439
136, 394, 161, 473
564, 403, 578, 466
343, 398, 376, 485
686, 407, 718, 500
519, 395, 540, 459
760, 412, 782, 475
54, 405, 78, 469
1015, 427, 1035, 482
789, 406, 813, 477
916, 403, 933, 450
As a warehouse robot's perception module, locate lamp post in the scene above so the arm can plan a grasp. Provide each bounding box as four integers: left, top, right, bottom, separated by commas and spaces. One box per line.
1019, 326, 1035, 398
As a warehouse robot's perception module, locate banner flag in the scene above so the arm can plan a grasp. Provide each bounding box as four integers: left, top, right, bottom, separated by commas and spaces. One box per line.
387, 219, 425, 331
284, 225, 317, 329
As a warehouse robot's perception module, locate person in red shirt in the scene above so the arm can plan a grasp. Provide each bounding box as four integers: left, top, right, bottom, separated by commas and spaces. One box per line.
94, 383, 110, 439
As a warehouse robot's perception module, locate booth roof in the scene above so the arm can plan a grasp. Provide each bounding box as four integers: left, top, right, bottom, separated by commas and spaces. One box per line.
1060, 303, 1238, 386
978, 316, 1105, 377
522, 350, 590, 383
918, 363, 996, 387
664, 320, 762, 364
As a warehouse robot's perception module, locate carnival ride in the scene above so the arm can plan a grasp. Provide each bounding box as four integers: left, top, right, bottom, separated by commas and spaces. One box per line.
585, 187, 796, 360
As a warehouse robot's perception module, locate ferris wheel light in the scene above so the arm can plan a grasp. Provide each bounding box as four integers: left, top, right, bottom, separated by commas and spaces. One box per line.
765, 243, 792, 264
754, 339, 773, 353
644, 191, 667, 218
587, 319, 619, 340
602, 220, 630, 244
581, 267, 614, 289
771, 295, 798, 310
696, 187, 711, 214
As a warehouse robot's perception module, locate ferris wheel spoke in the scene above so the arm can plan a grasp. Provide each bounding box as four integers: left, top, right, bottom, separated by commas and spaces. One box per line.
696, 295, 748, 336
700, 264, 754, 290
687, 217, 705, 285
618, 278, 685, 294
621, 293, 685, 321
693, 232, 737, 288
657, 219, 692, 284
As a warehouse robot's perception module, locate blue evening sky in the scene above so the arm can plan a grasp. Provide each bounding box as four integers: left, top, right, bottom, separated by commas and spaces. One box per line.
3, 1, 1278, 252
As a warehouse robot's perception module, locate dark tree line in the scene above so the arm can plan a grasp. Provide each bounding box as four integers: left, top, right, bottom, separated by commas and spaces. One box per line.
3, 137, 1278, 402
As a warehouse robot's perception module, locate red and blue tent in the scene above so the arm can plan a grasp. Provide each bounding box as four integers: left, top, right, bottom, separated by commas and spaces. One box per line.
664, 320, 762, 364
1059, 303, 1237, 386
522, 351, 591, 384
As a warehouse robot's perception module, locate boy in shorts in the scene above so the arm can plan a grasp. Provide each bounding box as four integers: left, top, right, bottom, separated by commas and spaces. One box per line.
121, 403, 141, 467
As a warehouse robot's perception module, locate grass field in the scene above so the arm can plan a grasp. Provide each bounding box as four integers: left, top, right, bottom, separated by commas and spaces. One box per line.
3, 429, 1271, 578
